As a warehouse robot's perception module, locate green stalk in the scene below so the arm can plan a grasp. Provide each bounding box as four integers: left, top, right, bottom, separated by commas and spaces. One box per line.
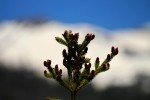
71, 91, 76, 100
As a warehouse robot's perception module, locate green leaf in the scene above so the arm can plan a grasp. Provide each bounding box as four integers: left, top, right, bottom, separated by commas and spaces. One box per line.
96, 63, 110, 74
55, 37, 67, 46
76, 79, 88, 91
80, 39, 88, 50
62, 30, 70, 43
94, 57, 100, 70
44, 71, 53, 78
84, 57, 91, 63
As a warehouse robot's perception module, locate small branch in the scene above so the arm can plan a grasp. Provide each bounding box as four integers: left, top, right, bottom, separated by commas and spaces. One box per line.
43, 30, 119, 100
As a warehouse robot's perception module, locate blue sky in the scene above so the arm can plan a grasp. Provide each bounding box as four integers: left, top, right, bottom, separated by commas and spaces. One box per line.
0, 0, 150, 30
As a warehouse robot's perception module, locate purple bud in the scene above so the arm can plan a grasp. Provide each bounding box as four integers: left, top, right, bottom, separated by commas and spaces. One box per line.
62, 49, 67, 58
111, 47, 119, 55
107, 63, 110, 69
85, 33, 95, 41
91, 70, 95, 76
101, 63, 110, 71
111, 46, 115, 53
114, 47, 119, 55
85, 33, 90, 41
43, 61, 47, 67
96, 57, 100, 64
63, 58, 67, 66
69, 33, 74, 40
85, 63, 88, 69
91, 34, 95, 40
102, 64, 107, 71
55, 64, 58, 73
74, 33, 79, 40
56, 75, 61, 81
83, 47, 88, 54
59, 69, 62, 75
47, 60, 51, 66
107, 54, 111, 61
88, 63, 91, 68
44, 70, 47, 74
63, 30, 68, 37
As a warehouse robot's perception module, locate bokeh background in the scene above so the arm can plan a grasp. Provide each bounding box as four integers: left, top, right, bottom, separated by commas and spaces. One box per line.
0, 0, 150, 100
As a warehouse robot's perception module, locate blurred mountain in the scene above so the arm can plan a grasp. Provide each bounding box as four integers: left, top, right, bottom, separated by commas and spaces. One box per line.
15, 17, 50, 26
0, 20, 150, 90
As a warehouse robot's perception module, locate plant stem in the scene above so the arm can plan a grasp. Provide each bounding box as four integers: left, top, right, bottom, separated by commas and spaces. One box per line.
71, 91, 76, 100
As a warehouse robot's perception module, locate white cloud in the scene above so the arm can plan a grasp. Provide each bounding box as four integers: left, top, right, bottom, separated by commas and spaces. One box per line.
0, 21, 150, 89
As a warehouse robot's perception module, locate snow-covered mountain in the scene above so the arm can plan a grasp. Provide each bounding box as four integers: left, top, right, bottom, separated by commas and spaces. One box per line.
0, 20, 150, 89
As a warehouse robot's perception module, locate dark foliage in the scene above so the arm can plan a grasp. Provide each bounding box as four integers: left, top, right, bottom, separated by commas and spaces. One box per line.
0, 63, 150, 100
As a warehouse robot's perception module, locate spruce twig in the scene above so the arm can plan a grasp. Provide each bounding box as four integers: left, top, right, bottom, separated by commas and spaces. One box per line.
43, 30, 119, 100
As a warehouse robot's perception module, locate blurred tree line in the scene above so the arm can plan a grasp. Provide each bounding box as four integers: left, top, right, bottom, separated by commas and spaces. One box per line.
0, 63, 150, 100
